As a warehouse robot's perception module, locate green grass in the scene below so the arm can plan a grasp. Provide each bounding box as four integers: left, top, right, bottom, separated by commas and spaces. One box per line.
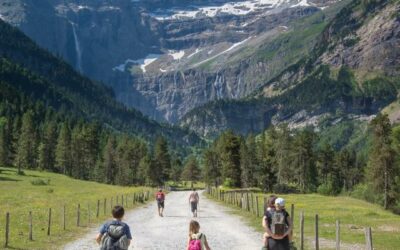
208, 189, 400, 250
0, 167, 153, 250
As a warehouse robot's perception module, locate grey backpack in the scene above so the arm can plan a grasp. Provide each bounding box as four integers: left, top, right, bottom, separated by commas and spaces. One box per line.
100, 223, 130, 250
271, 211, 287, 236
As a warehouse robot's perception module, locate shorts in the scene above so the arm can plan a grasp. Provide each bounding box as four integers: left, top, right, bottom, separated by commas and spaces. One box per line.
190, 201, 198, 212
157, 200, 164, 209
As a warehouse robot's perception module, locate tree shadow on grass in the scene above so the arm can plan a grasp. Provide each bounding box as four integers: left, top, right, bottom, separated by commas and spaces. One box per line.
0, 176, 20, 182
4, 246, 26, 250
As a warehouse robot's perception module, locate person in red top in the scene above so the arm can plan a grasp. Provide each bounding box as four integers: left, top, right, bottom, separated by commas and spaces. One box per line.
155, 189, 165, 217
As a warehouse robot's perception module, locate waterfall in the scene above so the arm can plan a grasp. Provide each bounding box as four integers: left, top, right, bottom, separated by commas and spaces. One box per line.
71, 23, 82, 72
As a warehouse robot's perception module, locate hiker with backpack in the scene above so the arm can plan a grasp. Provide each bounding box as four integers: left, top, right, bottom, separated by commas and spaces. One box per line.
96, 205, 131, 250
155, 188, 165, 217
262, 197, 292, 250
186, 220, 211, 250
262, 194, 277, 249
189, 189, 200, 217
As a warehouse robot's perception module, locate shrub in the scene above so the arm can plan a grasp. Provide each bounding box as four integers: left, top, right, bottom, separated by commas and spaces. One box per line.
273, 183, 300, 194
223, 178, 235, 188
31, 179, 50, 186
350, 183, 382, 204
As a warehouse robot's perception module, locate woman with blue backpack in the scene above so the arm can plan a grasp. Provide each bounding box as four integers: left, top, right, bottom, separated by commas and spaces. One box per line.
186, 220, 211, 250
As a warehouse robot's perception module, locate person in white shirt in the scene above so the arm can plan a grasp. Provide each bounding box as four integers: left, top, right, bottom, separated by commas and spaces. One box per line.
188, 189, 200, 217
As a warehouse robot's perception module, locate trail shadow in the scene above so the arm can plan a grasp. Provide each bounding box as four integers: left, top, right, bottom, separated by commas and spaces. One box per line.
195, 216, 220, 219
0, 176, 20, 182
24, 174, 41, 178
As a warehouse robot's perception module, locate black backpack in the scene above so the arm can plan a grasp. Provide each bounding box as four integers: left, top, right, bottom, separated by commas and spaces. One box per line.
100, 223, 129, 250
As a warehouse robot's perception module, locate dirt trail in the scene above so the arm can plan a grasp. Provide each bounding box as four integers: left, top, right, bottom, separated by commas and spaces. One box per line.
63, 190, 261, 250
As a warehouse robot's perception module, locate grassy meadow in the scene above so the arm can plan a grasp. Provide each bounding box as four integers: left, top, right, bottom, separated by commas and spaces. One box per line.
208, 189, 400, 250
0, 167, 153, 250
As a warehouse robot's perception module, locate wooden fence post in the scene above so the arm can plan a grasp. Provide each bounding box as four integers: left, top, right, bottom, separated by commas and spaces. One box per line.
290, 204, 294, 223
47, 208, 52, 236
88, 204, 90, 225
246, 192, 250, 212
77, 204, 81, 227
256, 196, 260, 217
336, 219, 340, 250
104, 198, 107, 216
315, 214, 319, 250
263, 197, 267, 213
365, 227, 373, 250
63, 205, 66, 230
5, 212, 10, 248
96, 200, 100, 218
251, 193, 255, 214
29, 211, 33, 240
290, 204, 294, 241
122, 195, 124, 206
116, 196, 119, 205
300, 212, 304, 250
111, 197, 113, 211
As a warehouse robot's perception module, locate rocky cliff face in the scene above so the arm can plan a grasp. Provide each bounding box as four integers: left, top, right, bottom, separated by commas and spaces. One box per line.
0, 0, 340, 124
181, 0, 400, 137
0, 0, 160, 81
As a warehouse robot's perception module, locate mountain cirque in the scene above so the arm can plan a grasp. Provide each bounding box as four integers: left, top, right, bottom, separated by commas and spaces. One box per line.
0, 0, 340, 123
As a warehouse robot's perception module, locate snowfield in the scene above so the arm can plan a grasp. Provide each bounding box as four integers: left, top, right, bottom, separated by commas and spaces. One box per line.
150, 0, 313, 20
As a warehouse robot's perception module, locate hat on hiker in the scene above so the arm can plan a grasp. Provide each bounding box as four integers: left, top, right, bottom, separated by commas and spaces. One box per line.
275, 197, 285, 207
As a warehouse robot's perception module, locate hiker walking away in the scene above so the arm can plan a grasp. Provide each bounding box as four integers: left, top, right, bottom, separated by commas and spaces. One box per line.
264, 198, 292, 250
96, 205, 131, 250
262, 195, 277, 249
155, 189, 165, 217
189, 189, 200, 217
187, 220, 211, 250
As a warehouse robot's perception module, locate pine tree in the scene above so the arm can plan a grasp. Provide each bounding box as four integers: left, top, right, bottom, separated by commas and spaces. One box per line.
0, 117, 10, 166
216, 131, 241, 187
138, 154, 157, 186
170, 157, 183, 183
256, 128, 276, 192
274, 125, 292, 184
317, 143, 335, 185
103, 135, 117, 184
81, 124, 100, 179
70, 125, 85, 179
203, 148, 221, 187
181, 155, 201, 186
38, 122, 57, 171
15, 110, 37, 173
292, 129, 317, 192
154, 136, 171, 184
368, 114, 396, 209
55, 122, 71, 175
240, 135, 257, 188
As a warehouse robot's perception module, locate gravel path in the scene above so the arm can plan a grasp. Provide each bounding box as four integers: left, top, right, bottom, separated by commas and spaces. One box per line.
63, 191, 261, 250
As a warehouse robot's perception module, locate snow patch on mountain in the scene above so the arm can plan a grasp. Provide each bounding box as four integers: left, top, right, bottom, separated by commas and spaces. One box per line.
193, 37, 252, 67
150, 0, 314, 20
169, 50, 185, 60
113, 54, 161, 73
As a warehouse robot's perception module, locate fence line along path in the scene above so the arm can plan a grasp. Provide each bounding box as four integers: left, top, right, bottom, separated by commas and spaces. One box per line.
63, 190, 261, 250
